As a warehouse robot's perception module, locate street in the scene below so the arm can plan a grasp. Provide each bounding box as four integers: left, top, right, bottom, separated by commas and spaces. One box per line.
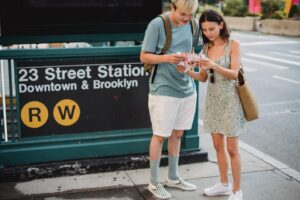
198, 31, 300, 172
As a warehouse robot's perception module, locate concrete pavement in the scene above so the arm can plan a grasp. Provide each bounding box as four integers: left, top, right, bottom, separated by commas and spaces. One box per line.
0, 132, 299, 200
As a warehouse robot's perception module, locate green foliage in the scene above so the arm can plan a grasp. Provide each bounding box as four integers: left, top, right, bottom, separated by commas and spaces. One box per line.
196, 4, 222, 18
261, 0, 285, 19
163, 0, 171, 12
222, 0, 247, 17
270, 10, 286, 19
245, 12, 262, 17
289, 5, 300, 19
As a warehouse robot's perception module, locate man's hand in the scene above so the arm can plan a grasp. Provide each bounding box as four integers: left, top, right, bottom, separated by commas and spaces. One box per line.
164, 53, 187, 64
176, 65, 186, 73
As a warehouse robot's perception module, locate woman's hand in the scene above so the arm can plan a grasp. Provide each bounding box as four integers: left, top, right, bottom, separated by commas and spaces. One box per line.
198, 57, 216, 70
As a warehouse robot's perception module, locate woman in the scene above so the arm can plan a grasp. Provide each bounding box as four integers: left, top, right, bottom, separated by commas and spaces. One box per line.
178, 9, 246, 200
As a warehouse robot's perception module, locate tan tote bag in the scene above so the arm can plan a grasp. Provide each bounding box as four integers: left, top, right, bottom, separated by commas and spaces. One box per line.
236, 65, 259, 121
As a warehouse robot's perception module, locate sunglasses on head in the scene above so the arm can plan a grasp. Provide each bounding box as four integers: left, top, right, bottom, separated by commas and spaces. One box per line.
209, 69, 215, 83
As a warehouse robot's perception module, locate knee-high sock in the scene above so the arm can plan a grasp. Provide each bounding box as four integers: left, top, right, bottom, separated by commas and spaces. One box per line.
150, 159, 160, 184
168, 155, 179, 180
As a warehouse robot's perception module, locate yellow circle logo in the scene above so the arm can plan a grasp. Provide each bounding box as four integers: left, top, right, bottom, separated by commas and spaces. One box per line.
21, 101, 49, 128
53, 99, 80, 126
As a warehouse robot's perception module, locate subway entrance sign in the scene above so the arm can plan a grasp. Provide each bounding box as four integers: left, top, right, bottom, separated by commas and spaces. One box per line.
17, 58, 150, 137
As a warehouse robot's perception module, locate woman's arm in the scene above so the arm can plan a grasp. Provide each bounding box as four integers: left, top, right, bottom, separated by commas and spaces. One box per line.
200, 40, 241, 80
177, 64, 208, 82
186, 67, 208, 82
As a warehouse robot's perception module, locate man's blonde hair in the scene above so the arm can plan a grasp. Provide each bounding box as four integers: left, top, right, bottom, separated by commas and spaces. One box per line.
171, 0, 198, 14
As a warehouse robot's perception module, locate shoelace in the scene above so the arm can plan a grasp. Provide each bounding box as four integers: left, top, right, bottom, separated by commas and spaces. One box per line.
176, 177, 194, 189
210, 183, 222, 191
179, 182, 194, 189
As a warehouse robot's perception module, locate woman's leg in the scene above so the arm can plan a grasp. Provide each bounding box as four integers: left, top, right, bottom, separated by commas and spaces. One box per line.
227, 136, 241, 192
212, 133, 229, 184
203, 133, 231, 196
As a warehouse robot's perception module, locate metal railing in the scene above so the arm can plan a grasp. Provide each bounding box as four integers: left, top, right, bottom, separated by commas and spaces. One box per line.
1, 59, 8, 142
1, 58, 19, 143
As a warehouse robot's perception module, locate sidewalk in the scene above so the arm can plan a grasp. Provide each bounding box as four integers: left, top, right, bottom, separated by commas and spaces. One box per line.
0, 132, 299, 200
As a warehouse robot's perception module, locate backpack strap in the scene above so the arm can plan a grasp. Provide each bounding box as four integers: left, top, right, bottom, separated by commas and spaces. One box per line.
160, 13, 172, 54
151, 15, 197, 83
160, 14, 198, 54
150, 14, 171, 84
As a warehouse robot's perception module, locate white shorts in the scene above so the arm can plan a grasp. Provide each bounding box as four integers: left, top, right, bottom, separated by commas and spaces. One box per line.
148, 93, 197, 137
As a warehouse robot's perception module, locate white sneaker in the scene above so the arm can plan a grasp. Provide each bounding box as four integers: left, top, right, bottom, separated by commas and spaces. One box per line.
228, 190, 243, 200
148, 182, 171, 199
165, 177, 197, 191
203, 183, 232, 196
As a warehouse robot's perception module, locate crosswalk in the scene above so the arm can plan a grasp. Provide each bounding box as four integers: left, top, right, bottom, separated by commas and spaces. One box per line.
273, 75, 300, 85
242, 49, 300, 69
241, 41, 299, 46
242, 57, 289, 70
245, 52, 300, 66
242, 48, 300, 84
289, 50, 300, 55
271, 51, 300, 59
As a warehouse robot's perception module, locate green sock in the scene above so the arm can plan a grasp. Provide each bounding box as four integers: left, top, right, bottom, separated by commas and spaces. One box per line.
168, 155, 179, 181
150, 160, 160, 184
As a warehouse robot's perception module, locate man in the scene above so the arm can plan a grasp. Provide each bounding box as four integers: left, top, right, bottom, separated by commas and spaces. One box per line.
140, 0, 199, 199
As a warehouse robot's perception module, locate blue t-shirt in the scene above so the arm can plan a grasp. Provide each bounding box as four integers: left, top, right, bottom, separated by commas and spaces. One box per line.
142, 13, 196, 98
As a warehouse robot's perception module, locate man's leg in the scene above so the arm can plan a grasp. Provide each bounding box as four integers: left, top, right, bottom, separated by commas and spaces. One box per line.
168, 129, 184, 180
148, 134, 172, 199
149, 134, 165, 184
166, 129, 196, 191
168, 92, 196, 174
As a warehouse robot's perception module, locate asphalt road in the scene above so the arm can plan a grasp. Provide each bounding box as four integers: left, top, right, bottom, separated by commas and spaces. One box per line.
198, 31, 300, 172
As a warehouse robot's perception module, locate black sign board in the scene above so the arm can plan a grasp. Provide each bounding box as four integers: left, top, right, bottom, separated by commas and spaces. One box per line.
16, 57, 151, 137
0, 0, 162, 36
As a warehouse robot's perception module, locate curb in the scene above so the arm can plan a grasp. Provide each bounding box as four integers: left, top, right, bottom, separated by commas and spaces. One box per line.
0, 150, 208, 182
239, 140, 300, 183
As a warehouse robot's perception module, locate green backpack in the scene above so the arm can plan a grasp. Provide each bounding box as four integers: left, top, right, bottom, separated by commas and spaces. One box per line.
144, 13, 199, 73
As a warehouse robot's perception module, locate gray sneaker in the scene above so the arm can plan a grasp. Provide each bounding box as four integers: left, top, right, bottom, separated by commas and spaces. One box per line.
148, 182, 171, 199
165, 177, 197, 191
